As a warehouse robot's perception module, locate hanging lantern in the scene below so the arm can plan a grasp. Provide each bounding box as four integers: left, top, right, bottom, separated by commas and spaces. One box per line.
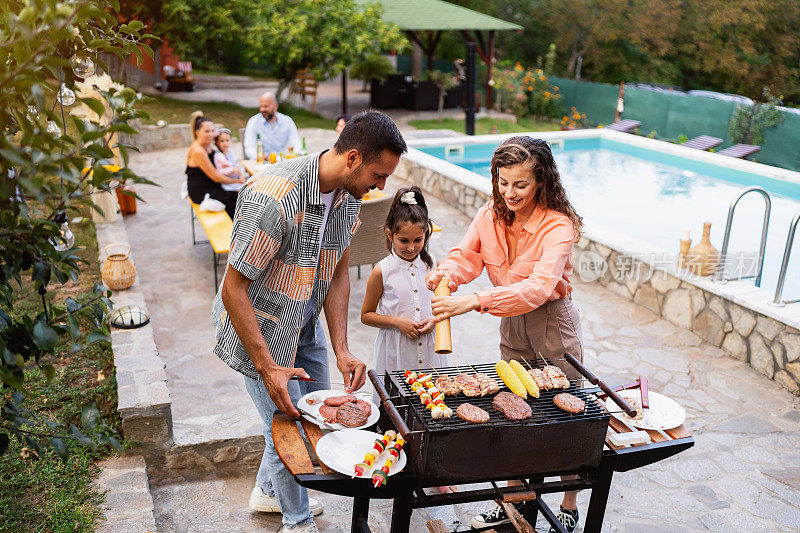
50, 212, 75, 252
109, 305, 150, 329
26, 105, 39, 122
46, 120, 62, 137
69, 54, 95, 78
57, 83, 76, 106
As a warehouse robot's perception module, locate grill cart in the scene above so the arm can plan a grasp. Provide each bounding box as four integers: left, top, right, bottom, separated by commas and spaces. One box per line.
272, 355, 693, 532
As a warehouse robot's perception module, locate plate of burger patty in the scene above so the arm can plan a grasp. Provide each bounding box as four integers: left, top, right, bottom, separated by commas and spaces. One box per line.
298, 390, 379, 430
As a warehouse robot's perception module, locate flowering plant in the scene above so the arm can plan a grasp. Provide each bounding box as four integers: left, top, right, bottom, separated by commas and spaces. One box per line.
495, 63, 564, 119
561, 107, 588, 129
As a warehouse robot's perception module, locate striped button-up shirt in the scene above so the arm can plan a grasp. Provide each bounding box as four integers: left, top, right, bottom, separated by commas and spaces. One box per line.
212, 153, 362, 379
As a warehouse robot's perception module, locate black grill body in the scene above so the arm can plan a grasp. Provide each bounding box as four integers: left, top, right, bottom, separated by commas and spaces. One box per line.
384, 363, 610, 486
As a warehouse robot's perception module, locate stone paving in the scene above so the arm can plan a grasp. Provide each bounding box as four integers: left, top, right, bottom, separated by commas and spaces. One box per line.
119, 136, 800, 532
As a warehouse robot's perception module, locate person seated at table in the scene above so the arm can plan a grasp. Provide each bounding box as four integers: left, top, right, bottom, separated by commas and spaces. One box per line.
212, 127, 244, 192
335, 114, 351, 136
186, 112, 244, 218
243, 92, 301, 160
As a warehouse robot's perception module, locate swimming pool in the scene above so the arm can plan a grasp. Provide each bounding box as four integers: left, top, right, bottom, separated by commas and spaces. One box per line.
416, 135, 800, 301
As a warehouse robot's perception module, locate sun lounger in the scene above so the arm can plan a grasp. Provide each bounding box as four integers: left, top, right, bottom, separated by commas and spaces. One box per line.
605, 119, 641, 133
681, 135, 723, 151
716, 144, 760, 159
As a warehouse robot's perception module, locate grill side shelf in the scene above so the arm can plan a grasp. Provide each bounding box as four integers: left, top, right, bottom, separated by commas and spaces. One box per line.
390, 365, 609, 431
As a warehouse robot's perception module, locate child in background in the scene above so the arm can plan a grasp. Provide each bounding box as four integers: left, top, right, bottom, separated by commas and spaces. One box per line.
360, 186, 455, 494
213, 128, 244, 192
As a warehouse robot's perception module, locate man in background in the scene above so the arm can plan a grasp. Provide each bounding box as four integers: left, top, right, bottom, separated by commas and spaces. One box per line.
244, 92, 301, 159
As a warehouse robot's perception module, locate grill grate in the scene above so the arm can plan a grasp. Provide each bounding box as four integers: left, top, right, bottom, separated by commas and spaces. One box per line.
389, 360, 609, 431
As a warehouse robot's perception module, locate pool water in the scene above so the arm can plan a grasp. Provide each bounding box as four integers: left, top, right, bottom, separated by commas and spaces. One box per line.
418, 138, 800, 300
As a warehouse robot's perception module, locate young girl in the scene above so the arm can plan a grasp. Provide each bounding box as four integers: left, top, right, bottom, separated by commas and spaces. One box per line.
361, 186, 446, 383
213, 128, 244, 192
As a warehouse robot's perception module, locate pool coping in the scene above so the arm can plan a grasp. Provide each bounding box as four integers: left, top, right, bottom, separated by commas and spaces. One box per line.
399, 130, 800, 394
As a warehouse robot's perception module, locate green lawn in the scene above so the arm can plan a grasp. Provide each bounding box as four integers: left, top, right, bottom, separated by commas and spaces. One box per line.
137, 95, 335, 134
408, 117, 562, 135
0, 216, 123, 533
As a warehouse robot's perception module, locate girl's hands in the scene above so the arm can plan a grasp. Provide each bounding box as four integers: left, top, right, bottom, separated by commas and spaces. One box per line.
394, 317, 421, 339
431, 294, 480, 321
416, 315, 436, 334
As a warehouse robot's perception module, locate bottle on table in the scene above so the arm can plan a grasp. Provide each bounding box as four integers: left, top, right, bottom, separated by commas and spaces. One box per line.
256, 133, 264, 163
286, 145, 296, 159
301, 137, 307, 155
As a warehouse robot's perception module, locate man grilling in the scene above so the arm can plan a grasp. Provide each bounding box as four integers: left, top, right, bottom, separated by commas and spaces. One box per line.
213, 111, 407, 533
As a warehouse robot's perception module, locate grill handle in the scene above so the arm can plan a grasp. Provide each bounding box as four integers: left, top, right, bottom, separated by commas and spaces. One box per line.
368, 369, 412, 439
564, 353, 638, 418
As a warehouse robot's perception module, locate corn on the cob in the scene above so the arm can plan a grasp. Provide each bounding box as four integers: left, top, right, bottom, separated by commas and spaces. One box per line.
509, 360, 540, 398
495, 361, 527, 398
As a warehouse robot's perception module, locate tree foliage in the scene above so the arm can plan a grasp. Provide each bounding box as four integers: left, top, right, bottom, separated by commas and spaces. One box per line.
0, 0, 153, 458
438, 0, 800, 104
246, 0, 407, 101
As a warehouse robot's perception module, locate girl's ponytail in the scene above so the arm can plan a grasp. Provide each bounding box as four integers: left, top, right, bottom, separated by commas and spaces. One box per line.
384, 186, 434, 268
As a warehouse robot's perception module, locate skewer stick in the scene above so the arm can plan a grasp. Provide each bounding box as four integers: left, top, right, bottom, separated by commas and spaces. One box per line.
468, 364, 479, 374
520, 355, 535, 370
537, 351, 548, 366
434, 278, 453, 354
428, 363, 440, 376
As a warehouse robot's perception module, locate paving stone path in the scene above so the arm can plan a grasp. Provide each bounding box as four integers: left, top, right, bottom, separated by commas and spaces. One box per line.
118, 136, 800, 532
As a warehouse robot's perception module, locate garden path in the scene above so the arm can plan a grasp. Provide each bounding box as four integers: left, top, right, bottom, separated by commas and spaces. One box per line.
121, 137, 800, 532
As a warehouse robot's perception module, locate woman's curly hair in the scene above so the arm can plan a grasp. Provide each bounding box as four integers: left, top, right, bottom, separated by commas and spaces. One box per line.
489, 136, 582, 240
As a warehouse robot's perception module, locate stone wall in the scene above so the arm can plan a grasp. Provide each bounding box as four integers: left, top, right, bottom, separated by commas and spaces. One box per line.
401, 151, 800, 395
118, 123, 193, 152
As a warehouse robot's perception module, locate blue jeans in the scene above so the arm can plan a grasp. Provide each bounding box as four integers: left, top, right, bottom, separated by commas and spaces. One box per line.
243, 319, 330, 528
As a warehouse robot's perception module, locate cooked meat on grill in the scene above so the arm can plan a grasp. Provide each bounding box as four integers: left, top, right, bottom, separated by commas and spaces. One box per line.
553, 393, 585, 414
528, 366, 570, 390
492, 391, 532, 420
324, 394, 357, 407
456, 403, 490, 424
473, 373, 500, 396
434, 375, 461, 396
335, 402, 370, 427
455, 374, 481, 397
319, 404, 338, 423
354, 399, 372, 416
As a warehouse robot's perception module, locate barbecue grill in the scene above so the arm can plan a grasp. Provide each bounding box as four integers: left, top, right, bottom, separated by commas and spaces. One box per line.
271, 354, 694, 533
383, 361, 609, 487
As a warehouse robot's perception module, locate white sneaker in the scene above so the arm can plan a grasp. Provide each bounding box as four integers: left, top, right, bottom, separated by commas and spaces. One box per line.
249, 486, 324, 516
278, 521, 319, 533
249, 486, 281, 513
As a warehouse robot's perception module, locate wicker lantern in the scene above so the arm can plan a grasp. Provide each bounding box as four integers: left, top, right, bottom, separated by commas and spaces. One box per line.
101, 243, 136, 290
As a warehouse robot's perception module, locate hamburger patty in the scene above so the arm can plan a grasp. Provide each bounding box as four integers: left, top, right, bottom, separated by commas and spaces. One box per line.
324, 394, 357, 407
335, 402, 370, 427
319, 404, 338, 422
553, 393, 585, 414
354, 399, 372, 416
456, 403, 490, 424
492, 391, 532, 420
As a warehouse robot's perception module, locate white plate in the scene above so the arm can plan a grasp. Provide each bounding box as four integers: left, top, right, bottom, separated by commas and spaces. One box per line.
315, 429, 407, 479
297, 390, 379, 430
605, 389, 687, 430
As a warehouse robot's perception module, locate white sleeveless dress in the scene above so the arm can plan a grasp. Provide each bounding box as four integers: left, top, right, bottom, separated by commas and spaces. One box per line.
373, 253, 449, 382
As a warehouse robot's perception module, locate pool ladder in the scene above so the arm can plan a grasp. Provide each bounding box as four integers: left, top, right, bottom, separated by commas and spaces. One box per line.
770, 210, 800, 307
718, 187, 771, 286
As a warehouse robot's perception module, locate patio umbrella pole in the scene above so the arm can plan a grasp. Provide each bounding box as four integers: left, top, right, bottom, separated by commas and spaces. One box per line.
465, 42, 476, 135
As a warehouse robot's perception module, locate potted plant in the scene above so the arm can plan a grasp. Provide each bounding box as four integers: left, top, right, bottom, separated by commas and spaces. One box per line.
350, 54, 396, 92
428, 70, 459, 120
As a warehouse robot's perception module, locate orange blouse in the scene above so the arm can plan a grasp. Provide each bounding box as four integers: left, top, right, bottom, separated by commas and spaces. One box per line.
434, 203, 575, 317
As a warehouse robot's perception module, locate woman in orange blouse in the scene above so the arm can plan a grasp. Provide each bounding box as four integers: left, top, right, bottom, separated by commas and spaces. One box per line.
426, 136, 583, 532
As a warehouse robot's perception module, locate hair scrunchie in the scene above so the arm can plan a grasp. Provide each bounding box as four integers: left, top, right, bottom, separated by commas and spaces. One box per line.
400, 191, 417, 205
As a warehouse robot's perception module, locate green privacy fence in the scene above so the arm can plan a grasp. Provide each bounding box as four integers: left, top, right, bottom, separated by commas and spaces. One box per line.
551, 77, 800, 172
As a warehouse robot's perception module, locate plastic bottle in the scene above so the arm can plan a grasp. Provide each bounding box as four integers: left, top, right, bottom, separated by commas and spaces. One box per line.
301, 137, 307, 155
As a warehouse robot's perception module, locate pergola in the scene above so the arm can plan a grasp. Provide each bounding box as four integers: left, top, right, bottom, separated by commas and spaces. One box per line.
357, 0, 522, 108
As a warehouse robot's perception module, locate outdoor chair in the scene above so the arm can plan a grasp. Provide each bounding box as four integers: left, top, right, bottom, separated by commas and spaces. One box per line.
717, 144, 760, 159
681, 135, 723, 151
349, 194, 392, 278
291, 69, 318, 113
605, 119, 641, 133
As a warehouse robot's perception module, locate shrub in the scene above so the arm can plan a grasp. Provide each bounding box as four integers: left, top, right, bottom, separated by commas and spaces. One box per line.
495, 62, 564, 120
728, 87, 785, 146
560, 107, 588, 129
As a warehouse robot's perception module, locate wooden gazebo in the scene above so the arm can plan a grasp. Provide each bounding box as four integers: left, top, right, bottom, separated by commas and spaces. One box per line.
356, 0, 522, 108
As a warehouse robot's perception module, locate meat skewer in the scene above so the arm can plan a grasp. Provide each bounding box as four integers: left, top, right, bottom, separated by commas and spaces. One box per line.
468, 364, 501, 396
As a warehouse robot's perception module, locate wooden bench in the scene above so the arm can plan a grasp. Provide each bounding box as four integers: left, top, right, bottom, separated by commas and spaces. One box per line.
717, 143, 760, 159
190, 202, 232, 290
605, 119, 641, 133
